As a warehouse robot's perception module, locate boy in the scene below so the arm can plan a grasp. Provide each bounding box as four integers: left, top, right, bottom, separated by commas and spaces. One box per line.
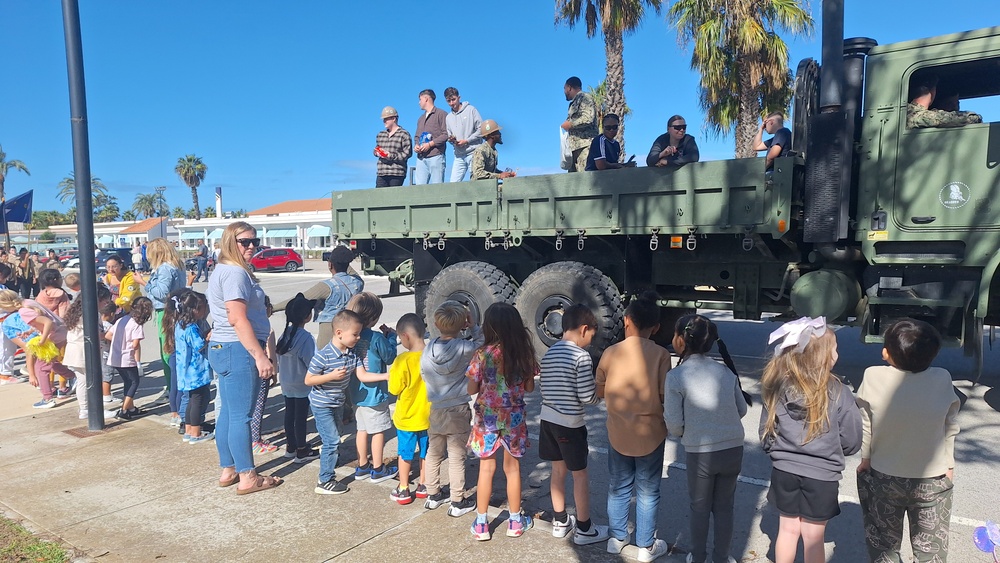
539, 304, 610, 545
0, 264, 26, 384
304, 310, 385, 494
63, 272, 81, 294
856, 319, 960, 563
387, 313, 430, 504
421, 300, 484, 516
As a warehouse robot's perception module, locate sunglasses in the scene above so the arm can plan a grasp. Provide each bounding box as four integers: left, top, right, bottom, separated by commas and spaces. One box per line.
671, 124, 687, 131
236, 237, 261, 248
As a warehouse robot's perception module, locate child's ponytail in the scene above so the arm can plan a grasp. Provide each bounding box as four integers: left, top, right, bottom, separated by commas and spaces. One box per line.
675, 314, 752, 405
277, 293, 314, 356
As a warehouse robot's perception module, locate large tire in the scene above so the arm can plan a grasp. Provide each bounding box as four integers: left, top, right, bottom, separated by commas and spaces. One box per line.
515, 262, 624, 360
424, 261, 517, 337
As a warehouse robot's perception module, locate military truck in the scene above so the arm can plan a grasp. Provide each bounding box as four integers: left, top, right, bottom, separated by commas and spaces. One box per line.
333, 5, 1000, 378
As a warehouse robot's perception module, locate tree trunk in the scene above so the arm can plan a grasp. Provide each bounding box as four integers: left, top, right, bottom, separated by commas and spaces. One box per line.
191, 186, 201, 220
604, 27, 626, 158
734, 58, 761, 158
0, 174, 6, 204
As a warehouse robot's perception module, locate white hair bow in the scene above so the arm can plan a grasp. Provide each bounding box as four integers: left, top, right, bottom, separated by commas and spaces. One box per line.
768, 316, 827, 355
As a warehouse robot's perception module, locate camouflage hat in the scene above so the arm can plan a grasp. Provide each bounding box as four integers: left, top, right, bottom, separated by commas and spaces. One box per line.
381, 106, 398, 119
480, 119, 502, 136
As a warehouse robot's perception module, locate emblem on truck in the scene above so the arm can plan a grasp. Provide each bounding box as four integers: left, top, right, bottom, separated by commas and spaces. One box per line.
939, 182, 970, 209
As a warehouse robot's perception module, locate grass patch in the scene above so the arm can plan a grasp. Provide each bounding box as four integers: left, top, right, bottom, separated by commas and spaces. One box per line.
0, 515, 66, 563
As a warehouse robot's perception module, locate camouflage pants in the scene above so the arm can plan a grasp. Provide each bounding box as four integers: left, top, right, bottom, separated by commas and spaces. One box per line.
569, 147, 588, 172
857, 468, 953, 563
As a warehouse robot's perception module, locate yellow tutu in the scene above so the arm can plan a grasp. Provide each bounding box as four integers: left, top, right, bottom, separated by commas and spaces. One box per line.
26, 336, 61, 362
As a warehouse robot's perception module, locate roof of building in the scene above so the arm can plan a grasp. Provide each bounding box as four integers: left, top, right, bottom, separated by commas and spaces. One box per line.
248, 198, 331, 216
118, 217, 168, 234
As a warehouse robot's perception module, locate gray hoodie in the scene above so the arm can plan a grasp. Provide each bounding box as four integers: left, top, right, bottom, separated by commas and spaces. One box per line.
445, 101, 484, 158
759, 377, 862, 481
664, 354, 748, 453
421, 326, 484, 410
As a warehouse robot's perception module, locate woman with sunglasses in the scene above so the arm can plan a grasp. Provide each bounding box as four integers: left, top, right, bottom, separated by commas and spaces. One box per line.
646, 115, 700, 168
206, 221, 282, 495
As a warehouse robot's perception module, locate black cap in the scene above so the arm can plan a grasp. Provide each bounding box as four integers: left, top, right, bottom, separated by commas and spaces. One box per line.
329, 246, 355, 264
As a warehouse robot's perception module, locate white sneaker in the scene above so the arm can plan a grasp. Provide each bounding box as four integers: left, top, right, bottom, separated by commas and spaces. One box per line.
552, 514, 576, 538
686, 553, 695, 563
78, 410, 88, 419
607, 536, 629, 554
637, 539, 669, 562
574, 523, 610, 545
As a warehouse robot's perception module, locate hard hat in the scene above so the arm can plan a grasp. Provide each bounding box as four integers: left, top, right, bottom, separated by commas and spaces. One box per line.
481, 119, 502, 136
381, 106, 398, 119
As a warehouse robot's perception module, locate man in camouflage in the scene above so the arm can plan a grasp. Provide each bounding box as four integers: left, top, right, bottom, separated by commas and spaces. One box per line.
906, 73, 982, 129
470, 119, 516, 181
561, 76, 598, 173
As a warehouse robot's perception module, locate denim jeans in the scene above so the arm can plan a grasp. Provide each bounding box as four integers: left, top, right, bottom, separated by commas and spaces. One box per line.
209, 341, 262, 473
449, 153, 474, 182
608, 440, 666, 548
311, 402, 344, 483
414, 154, 446, 185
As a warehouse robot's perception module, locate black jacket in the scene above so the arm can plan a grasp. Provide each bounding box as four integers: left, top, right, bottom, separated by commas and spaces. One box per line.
646, 133, 700, 168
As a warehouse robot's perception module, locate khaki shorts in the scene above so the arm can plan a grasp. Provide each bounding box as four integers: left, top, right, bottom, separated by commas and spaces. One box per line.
429, 403, 472, 436
355, 402, 392, 433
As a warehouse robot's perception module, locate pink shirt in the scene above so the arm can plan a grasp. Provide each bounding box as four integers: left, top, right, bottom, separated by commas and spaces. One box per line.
108, 315, 144, 368
18, 300, 67, 347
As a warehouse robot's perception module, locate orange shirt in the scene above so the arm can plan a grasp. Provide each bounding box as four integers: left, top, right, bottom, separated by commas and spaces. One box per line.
596, 336, 671, 457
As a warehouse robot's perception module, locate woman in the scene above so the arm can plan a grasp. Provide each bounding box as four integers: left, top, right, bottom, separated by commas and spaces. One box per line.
103, 254, 127, 304
136, 238, 187, 425
207, 221, 282, 494
646, 115, 700, 168
273, 245, 362, 347
14, 248, 35, 299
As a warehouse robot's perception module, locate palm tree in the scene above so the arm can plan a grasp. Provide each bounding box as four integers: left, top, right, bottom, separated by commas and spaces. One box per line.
0, 145, 30, 204
172, 206, 186, 219
122, 209, 137, 222
132, 193, 160, 219
556, 0, 662, 153
668, 0, 812, 157
175, 155, 207, 220
589, 79, 632, 134
56, 172, 108, 207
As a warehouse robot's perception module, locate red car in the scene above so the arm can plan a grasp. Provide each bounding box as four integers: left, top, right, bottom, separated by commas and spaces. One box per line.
248, 248, 302, 272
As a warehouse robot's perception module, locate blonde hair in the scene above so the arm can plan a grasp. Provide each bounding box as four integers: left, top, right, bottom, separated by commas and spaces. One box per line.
218, 221, 256, 275
346, 292, 382, 328
760, 329, 839, 445
0, 289, 23, 312
63, 272, 81, 290
146, 238, 184, 270
434, 300, 467, 335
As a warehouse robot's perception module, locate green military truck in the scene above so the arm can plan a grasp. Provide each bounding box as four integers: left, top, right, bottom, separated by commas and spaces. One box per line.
333, 11, 1000, 378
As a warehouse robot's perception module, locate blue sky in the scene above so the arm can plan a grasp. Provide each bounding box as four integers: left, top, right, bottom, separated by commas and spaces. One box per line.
1, 1, 997, 215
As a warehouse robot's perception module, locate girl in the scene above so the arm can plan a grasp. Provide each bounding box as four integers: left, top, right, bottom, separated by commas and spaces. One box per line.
106, 296, 154, 420
64, 284, 114, 419
760, 317, 862, 563
250, 295, 278, 454
0, 289, 73, 408
467, 302, 539, 541
166, 290, 214, 444
276, 293, 318, 462
35, 268, 72, 397
664, 315, 748, 563
99, 298, 121, 407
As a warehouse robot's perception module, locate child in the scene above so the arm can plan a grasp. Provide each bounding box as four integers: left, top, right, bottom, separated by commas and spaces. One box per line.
0, 290, 73, 408
99, 299, 121, 407
760, 317, 862, 563
538, 304, 609, 545
276, 293, 319, 462
421, 300, 484, 515
63, 272, 81, 294
0, 264, 26, 384
35, 268, 72, 396
664, 314, 748, 563
167, 290, 215, 443
387, 313, 429, 505
64, 284, 114, 419
856, 319, 960, 562
596, 291, 672, 561
467, 302, 539, 541
250, 295, 279, 454
305, 309, 383, 495
345, 292, 397, 482
106, 296, 154, 420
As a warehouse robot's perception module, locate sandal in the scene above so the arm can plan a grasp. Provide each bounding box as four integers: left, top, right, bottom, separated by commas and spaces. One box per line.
236, 475, 283, 495
218, 474, 240, 488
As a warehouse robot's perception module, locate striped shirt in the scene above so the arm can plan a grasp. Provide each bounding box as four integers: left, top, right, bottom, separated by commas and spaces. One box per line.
307, 342, 359, 408
539, 340, 598, 428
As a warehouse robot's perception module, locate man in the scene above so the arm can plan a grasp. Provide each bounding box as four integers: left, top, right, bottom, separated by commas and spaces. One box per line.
374, 106, 412, 187
444, 87, 484, 182
752, 112, 792, 172
192, 238, 209, 283
586, 114, 632, 171
413, 89, 449, 185
906, 73, 982, 129
470, 120, 516, 181
561, 76, 598, 173
646, 114, 700, 168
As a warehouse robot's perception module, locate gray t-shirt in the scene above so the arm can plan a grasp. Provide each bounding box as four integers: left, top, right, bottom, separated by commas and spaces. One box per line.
207, 263, 270, 342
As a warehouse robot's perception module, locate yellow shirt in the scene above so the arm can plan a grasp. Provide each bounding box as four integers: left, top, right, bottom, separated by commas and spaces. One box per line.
388, 351, 430, 432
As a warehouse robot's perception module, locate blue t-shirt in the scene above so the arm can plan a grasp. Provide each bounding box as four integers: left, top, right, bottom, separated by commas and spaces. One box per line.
207, 263, 270, 342
175, 322, 212, 391
764, 127, 792, 170
349, 328, 397, 407
278, 327, 316, 399
585, 134, 621, 171
2, 312, 38, 344
308, 342, 359, 408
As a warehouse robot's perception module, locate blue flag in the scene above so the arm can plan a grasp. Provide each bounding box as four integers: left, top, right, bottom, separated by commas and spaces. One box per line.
4, 190, 33, 224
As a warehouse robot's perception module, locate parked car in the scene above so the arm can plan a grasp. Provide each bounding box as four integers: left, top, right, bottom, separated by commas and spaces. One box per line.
248, 248, 302, 272
95, 248, 135, 274
59, 250, 79, 263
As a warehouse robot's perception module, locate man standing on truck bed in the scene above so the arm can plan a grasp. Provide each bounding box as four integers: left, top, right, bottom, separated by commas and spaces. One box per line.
470, 120, 516, 181
561, 76, 598, 173
906, 73, 982, 129
753, 112, 792, 172
374, 106, 412, 188
413, 89, 449, 185
444, 87, 483, 183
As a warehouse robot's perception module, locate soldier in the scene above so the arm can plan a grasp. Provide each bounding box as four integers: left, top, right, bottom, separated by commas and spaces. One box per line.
752, 112, 792, 172
374, 106, 412, 187
470, 120, 516, 181
906, 73, 982, 129
561, 76, 598, 173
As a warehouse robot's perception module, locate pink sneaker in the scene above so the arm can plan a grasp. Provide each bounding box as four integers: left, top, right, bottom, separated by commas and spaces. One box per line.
252, 441, 278, 454
471, 520, 491, 541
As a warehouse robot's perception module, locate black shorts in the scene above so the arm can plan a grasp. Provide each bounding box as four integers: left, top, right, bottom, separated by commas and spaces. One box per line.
538, 420, 589, 471
768, 467, 841, 521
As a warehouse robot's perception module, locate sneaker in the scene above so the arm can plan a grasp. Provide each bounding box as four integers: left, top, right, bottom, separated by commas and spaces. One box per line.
314, 479, 349, 495
637, 539, 669, 562
369, 464, 398, 484
115, 409, 133, 421
354, 463, 372, 480
55, 388, 71, 399
252, 441, 278, 454
182, 434, 193, 443
506, 512, 533, 538
32, 399, 55, 409
188, 431, 215, 444
470, 520, 491, 541
293, 448, 320, 463
102, 395, 118, 404
390, 486, 415, 505
78, 410, 88, 419
552, 514, 576, 538
169, 416, 181, 428
283, 449, 297, 459
424, 491, 450, 510
102, 410, 120, 419
447, 495, 476, 518
414, 484, 428, 499
607, 536, 629, 555
573, 523, 610, 546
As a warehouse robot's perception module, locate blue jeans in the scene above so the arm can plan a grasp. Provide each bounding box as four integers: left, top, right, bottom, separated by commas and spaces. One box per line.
608, 440, 666, 548
194, 258, 207, 282
311, 402, 344, 483
449, 153, 474, 182
209, 341, 262, 474
414, 154, 445, 185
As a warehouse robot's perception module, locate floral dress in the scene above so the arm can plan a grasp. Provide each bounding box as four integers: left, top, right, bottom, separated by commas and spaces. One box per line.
466, 343, 537, 458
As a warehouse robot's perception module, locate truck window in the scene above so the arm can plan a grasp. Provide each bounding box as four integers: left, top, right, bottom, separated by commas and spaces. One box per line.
905, 57, 1000, 129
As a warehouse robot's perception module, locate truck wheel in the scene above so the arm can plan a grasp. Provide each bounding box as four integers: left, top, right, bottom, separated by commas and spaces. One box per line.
515, 262, 624, 359
651, 306, 698, 351
425, 261, 517, 337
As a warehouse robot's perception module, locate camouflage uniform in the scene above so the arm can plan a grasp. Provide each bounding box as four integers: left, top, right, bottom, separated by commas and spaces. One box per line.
566, 91, 598, 172
906, 103, 983, 129
470, 142, 500, 180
